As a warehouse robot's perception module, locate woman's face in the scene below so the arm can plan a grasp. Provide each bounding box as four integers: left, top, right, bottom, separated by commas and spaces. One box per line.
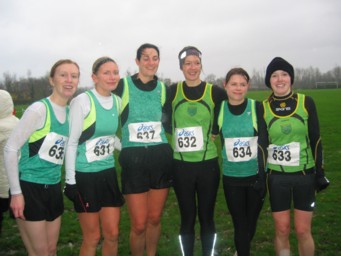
49, 63, 79, 100
270, 70, 292, 96
181, 55, 201, 84
92, 61, 120, 96
136, 48, 160, 81
224, 74, 249, 105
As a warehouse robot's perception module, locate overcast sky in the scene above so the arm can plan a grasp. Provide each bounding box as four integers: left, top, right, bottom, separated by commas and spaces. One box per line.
1, 0, 340, 87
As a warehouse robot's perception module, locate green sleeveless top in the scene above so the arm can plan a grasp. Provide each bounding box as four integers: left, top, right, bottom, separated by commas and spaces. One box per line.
218, 99, 258, 177
120, 76, 168, 148
19, 98, 69, 184
76, 90, 120, 172
263, 93, 315, 172
172, 82, 217, 162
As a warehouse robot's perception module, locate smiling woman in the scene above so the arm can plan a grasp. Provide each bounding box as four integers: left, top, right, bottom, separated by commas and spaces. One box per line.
218, 67, 268, 256
112, 43, 173, 256
263, 57, 330, 256
164, 46, 227, 256
3, 59, 80, 256
64, 56, 124, 256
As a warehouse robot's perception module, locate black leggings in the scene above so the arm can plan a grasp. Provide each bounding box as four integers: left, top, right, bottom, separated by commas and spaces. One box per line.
223, 176, 264, 256
173, 159, 220, 236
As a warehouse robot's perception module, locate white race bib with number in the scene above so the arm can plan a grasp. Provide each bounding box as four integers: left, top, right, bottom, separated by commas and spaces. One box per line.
85, 136, 115, 163
38, 132, 68, 165
268, 142, 300, 166
225, 136, 258, 162
174, 126, 204, 152
128, 122, 162, 143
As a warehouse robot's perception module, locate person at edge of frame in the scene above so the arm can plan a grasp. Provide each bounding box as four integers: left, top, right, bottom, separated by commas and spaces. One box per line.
0, 90, 19, 235
4, 59, 80, 255
262, 57, 329, 256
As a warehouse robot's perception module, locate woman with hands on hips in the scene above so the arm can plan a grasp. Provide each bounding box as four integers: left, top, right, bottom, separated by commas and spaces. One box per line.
64, 57, 124, 256
4, 59, 80, 255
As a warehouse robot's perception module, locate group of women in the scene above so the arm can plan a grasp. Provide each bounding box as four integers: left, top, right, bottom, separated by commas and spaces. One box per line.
2, 43, 329, 256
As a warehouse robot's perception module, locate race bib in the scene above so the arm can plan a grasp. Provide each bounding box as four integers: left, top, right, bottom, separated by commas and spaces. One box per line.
225, 136, 258, 162
128, 122, 162, 143
85, 136, 115, 163
268, 142, 300, 166
38, 132, 68, 165
174, 126, 204, 152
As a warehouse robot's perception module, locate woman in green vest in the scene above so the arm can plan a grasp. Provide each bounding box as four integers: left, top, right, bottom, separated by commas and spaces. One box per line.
218, 68, 267, 256
64, 57, 124, 256
263, 57, 329, 256
166, 46, 226, 256
4, 59, 80, 255
112, 44, 173, 256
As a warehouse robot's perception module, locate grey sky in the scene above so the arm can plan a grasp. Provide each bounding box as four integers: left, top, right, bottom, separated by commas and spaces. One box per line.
1, 0, 340, 87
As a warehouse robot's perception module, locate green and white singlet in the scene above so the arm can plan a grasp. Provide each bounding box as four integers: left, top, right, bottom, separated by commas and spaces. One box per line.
76, 91, 120, 173
19, 98, 69, 184
218, 99, 258, 177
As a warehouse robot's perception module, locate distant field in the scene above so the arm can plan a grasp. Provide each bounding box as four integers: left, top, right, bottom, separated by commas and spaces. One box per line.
1, 89, 341, 255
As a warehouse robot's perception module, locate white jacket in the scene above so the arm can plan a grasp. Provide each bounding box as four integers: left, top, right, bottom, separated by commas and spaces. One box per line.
0, 90, 19, 198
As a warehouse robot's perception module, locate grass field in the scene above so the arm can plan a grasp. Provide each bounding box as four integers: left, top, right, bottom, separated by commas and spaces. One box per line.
1, 89, 341, 255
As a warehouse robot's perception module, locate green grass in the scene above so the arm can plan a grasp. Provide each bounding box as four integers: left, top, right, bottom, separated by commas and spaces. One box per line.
1, 89, 341, 255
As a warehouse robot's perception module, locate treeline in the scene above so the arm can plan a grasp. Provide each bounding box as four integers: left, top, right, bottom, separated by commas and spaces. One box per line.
1, 66, 340, 104
203, 66, 341, 90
